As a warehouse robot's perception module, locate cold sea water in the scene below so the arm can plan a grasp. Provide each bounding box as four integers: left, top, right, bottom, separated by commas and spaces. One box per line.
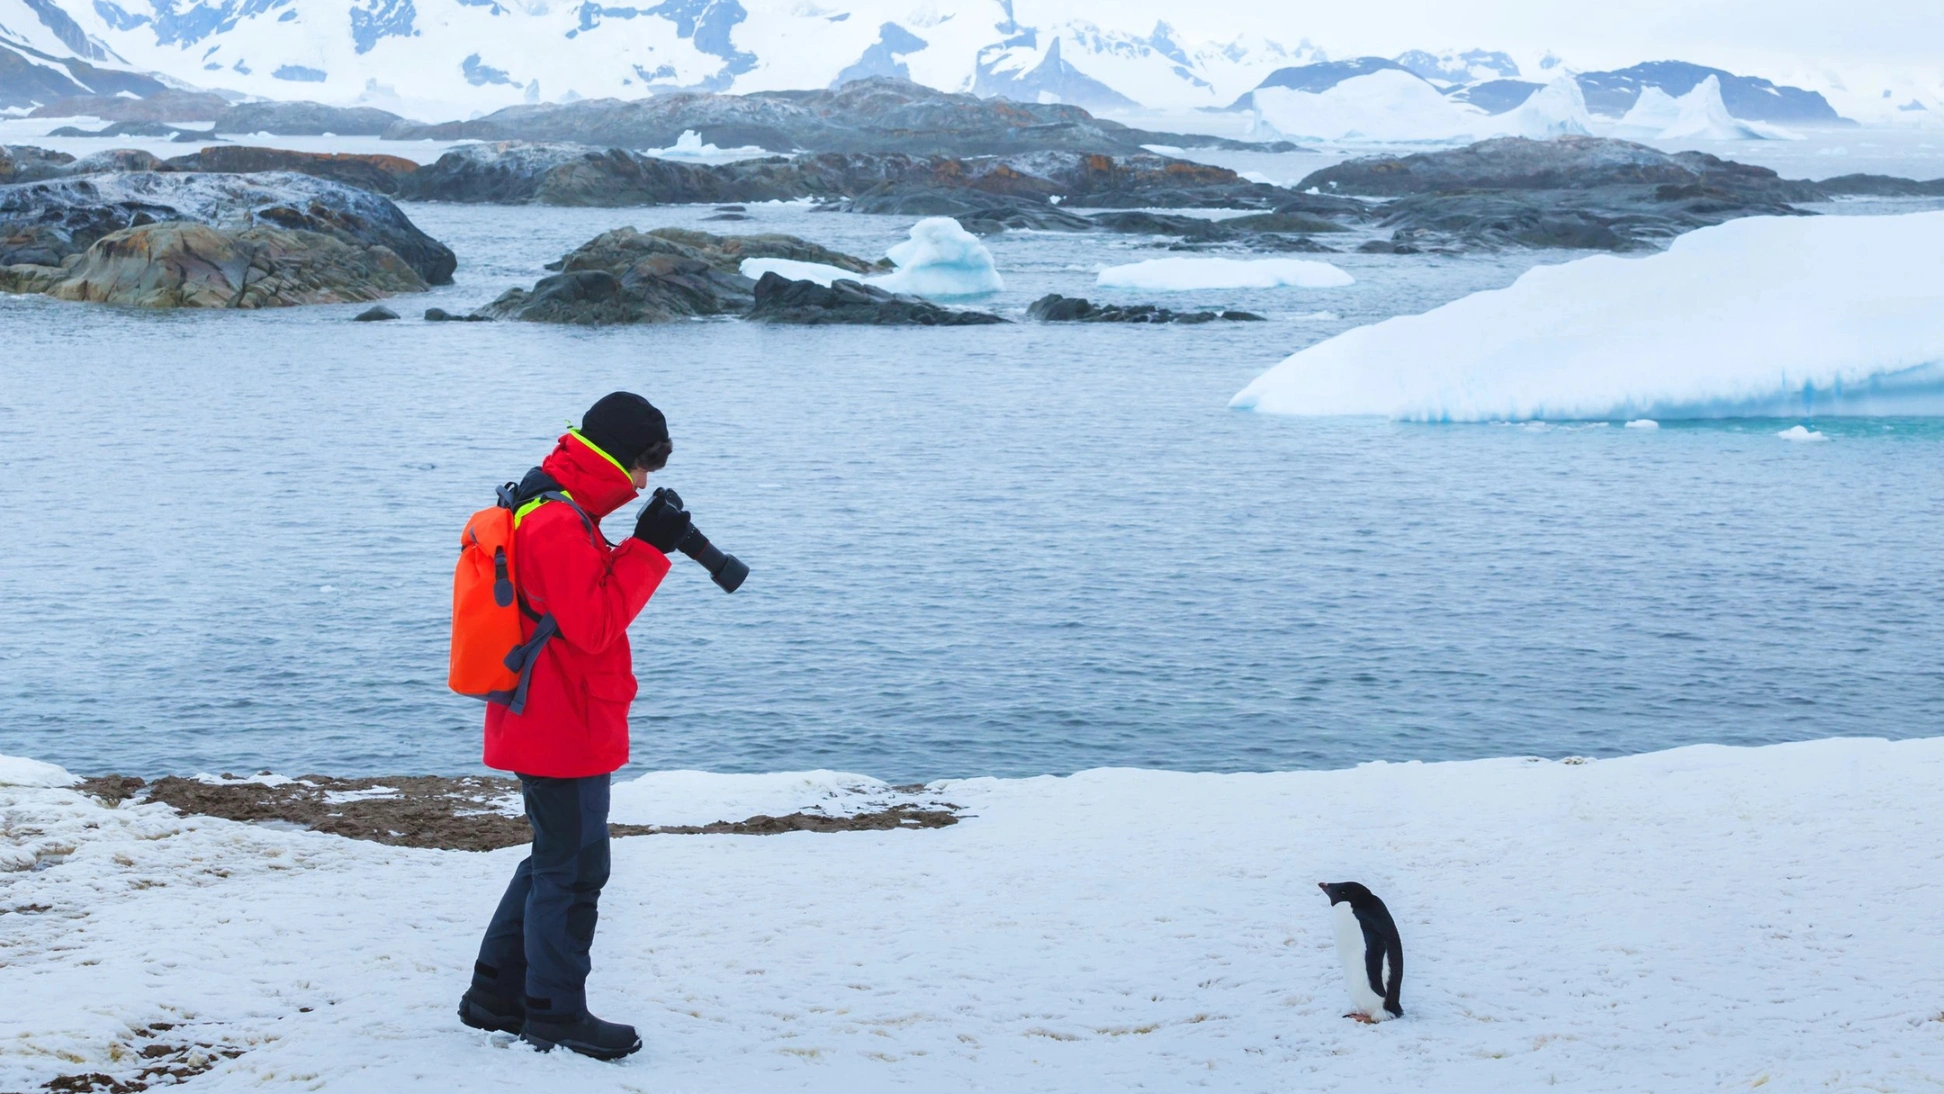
4, 200, 1943, 783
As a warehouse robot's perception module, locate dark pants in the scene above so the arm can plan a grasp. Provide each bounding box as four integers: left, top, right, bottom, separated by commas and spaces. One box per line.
474, 773, 612, 1019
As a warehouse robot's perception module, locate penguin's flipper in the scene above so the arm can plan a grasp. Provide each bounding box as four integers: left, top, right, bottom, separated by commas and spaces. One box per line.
1361, 923, 1389, 997
1383, 936, 1404, 1017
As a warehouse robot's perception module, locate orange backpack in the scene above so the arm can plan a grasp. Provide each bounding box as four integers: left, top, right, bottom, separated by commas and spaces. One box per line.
448, 479, 586, 713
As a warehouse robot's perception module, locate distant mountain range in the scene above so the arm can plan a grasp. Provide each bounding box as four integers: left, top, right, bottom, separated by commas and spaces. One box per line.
1234, 58, 1849, 125
0, 0, 1899, 127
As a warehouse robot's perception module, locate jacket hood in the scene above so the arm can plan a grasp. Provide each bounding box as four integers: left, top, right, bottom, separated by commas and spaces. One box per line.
539, 431, 639, 520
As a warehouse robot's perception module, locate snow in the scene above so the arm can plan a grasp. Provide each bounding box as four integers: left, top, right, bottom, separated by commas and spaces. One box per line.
1231, 211, 1944, 421
609, 769, 903, 827
0, 754, 76, 787
5, 736, 1944, 1091
1097, 257, 1354, 291
0, 0, 1320, 123
872, 216, 1003, 297
738, 258, 863, 286
1778, 424, 1830, 442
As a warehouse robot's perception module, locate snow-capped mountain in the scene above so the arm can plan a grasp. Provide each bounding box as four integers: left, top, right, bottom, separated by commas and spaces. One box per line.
0, 0, 1317, 117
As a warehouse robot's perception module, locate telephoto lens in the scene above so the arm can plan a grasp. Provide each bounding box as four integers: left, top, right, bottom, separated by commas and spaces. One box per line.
641, 488, 748, 593
680, 535, 749, 593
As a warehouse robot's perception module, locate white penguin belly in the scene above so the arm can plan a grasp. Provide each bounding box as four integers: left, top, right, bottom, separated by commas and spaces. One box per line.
1333, 902, 1392, 1020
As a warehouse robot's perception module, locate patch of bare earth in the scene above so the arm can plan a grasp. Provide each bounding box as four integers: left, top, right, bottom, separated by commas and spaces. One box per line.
35, 1022, 243, 1093
73, 775, 959, 852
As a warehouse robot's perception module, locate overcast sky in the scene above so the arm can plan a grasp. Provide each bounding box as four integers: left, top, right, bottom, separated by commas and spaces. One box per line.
1013, 0, 1939, 84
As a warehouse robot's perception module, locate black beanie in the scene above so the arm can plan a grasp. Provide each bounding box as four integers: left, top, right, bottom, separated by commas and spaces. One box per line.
579, 392, 669, 469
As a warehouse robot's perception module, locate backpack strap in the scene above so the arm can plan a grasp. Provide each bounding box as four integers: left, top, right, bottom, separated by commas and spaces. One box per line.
488, 468, 601, 714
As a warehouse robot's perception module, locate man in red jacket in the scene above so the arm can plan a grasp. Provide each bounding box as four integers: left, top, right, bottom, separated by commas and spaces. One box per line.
458, 392, 701, 1060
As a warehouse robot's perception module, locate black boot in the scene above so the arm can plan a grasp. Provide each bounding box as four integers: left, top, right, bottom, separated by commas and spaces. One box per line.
520, 1011, 642, 1060
458, 985, 525, 1034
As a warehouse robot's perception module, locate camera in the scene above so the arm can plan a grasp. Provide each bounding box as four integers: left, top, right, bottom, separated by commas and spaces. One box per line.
648, 488, 748, 593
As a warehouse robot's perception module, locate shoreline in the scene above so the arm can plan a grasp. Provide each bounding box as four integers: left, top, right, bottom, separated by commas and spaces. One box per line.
4, 736, 1942, 1091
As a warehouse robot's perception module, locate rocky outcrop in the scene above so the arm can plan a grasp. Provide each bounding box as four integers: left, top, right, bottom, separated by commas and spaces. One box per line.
28, 89, 231, 122
42, 222, 425, 307
481, 225, 879, 324
165, 147, 422, 195
538, 225, 882, 277
46, 120, 212, 141
0, 145, 75, 184
1297, 136, 1823, 199
481, 261, 753, 324
0, 171, 454, 283
747, 272, 1005, 326
394, 142, 810, 205
1285, 137, 1852, 253
480, 226, 987, 326
397, 141, 1285, 211
213, 102, 407, 137
384, 76, 1295, 157
1816, 174, 1944, 197
5, 143, 427, 195
1027, 294, 1264, 324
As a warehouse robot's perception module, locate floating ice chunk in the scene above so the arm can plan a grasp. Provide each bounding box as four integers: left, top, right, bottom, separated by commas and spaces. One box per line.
1615, 77, 1800, 142
643, 129, 772, 162
1777, 425, 1829, 442
1487, 75, 1593, 139
739, 258, 861, 286
875, 217, 1003, 297
1230, 211, 1944, 421
1625, 419, 1660, 429
1098, 257, 1353, 291
0, 754, 76, 787
1613, 86, 1683, 138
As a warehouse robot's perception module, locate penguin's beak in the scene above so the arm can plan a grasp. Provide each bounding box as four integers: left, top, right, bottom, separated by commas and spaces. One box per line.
1317, 882, 1329, 893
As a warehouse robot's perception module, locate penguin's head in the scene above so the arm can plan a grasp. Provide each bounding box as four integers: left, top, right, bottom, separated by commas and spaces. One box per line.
1319, 881, 1374, 906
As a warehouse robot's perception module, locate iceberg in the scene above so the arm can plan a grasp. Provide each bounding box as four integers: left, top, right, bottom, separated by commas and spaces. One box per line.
1614, 77, 1800, 142
1486, 76, 1594, 140
737, 219, 1001, 299
1777, 425, 1830, 442
643, 129, 774, 163
1230, 211, 1944, 421
1097, 257, 1354, 291
873, 217, 1003, 297
1251, 69, 1487, 142
1615, 86, 1684, 135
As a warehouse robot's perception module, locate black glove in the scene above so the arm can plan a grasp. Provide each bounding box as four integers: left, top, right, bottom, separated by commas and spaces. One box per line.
633, 488, 693, 553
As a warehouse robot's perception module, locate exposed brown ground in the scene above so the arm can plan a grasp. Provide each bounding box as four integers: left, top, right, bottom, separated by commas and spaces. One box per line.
72, 774, 958, 853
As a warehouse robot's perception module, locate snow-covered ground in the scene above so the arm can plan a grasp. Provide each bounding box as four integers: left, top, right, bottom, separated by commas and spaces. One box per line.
5, 737, 1943, 1092
1232, 210, 1944, 421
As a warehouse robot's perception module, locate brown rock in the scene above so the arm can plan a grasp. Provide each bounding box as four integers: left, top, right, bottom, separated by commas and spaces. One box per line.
46, 222, 426, 308
0, 262, 66, 294
165, 146, 423, 195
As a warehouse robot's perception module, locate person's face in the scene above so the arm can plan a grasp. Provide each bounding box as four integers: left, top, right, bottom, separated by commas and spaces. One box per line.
629, 465, 650, 489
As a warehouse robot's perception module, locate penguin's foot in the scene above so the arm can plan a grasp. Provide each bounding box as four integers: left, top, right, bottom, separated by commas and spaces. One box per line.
1344, 1012, 1378, 1024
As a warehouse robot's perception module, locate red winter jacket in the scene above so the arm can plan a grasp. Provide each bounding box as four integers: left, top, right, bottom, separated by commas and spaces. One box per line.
483, 431, 670, 778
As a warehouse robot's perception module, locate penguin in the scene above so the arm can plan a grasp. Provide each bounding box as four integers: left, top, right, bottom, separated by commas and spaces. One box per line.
1318, 881, 1403, 1022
